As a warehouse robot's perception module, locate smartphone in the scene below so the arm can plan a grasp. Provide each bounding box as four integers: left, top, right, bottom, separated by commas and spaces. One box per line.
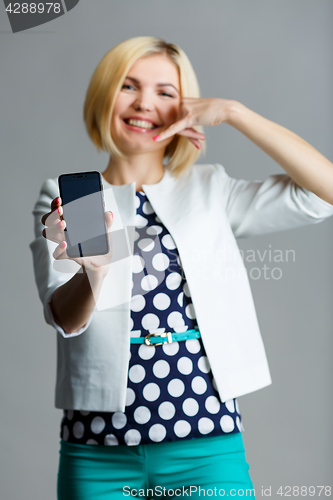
58, 171, 109, 258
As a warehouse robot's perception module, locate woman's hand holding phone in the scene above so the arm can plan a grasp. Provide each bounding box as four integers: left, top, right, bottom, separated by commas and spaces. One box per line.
41, 196, 114, 276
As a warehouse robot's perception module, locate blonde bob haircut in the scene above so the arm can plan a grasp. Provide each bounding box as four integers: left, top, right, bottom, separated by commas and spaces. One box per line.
83, 36, 205, 179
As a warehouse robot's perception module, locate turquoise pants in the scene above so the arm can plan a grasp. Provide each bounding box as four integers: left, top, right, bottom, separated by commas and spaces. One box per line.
58, 433, 255, 499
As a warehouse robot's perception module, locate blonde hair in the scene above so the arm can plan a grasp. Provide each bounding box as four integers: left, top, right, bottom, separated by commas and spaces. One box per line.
83, 36, 205, 178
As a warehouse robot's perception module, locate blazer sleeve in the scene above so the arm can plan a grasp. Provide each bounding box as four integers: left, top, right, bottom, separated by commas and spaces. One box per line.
213, 163, 333, 238
29, 178, 93, 338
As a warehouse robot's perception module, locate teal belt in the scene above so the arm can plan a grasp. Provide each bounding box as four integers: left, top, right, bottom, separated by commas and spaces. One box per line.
130, 327, 200, 346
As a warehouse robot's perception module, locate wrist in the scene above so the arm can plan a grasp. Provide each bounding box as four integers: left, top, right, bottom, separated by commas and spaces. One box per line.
224, 100, 248, 127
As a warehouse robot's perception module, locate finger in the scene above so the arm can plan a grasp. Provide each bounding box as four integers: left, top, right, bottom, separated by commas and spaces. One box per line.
189, 138, 202, 150
176, 128, 205, 140
51, 196, 62, 211
43, 219, 66, 243
105, 211, 114, 230
42, 205, 63, 227
153, 118, 189, 142
53, 240, 68, 260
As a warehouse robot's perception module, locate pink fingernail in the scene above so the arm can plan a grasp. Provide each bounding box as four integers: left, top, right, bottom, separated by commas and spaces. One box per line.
109, 211, 113, 217
152, 135, 160, 141
61, 241, 66, 249
195, 144, 201, 150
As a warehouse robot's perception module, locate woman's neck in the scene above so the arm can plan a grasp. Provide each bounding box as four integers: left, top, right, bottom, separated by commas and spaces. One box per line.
102, 150, 165, 191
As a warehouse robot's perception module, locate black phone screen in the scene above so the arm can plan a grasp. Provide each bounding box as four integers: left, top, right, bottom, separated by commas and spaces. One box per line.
58, 171, 109, 258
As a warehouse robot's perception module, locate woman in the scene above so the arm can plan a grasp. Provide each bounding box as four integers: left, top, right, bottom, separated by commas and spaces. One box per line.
30, 36, 333, 499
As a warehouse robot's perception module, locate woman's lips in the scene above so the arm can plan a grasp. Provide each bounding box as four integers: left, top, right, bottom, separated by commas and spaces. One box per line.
122, 118, 161, 133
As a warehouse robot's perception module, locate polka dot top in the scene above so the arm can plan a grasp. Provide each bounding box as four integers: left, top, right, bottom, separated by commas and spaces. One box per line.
61, 191, 244, 446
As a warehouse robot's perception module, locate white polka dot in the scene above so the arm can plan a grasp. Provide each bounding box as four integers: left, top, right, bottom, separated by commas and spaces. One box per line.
220, 415, 235, 433
86, 439, 98, 445
130, 294, 146, 312
182, 398, 199, 417
141, 313, 160, 331
91, 416, 106, 434
235, 399, 240, 414
80, 410, 90, 416
129, 329, 141, 338
158, 401, 176, 420
143, 382, 160, 402
62, 425, 69, 441
185, 303, 196, 320
134, 230, 140, 241
236, 416, 242, 432
198, 417, 214, 435
177, 292, 184, 307
167, 378, 185, 398
183, 282, 191, 297
161, 234, 176, 250
162, 341, 179, 356
191, 376, 207, 395
132, 255, 145, 273
148, 424, 166, 442
146, 225, 163, 236
177, 356, 193, 375
153, 293, 171, 310
112, 412, 127, 429
124, 429, 141, 446
73, 421, 84, 439
138, 344, 156, 360
174, 420, 191, 438
155, 215, 162, 223
135, 195, 141, 208
167, 378, 185, 397
67, 410, 73, 421
225, 399, 235, 413
166, 272, 182, 290
135, 214, 148, 227
141, 274, 159, 291
104, 434, 119, 446
167, 311, 185, 330
185, 338, 201, 354
197, 356, 211, 374
152, 253, 170, 271
126, 387, 136, 406
138, 238, 155, 252
205, 396, 221, 414
153, 359, 170, 378
142, 201, 154, 214
134, 406, 151, 424
128, 364, 146, 383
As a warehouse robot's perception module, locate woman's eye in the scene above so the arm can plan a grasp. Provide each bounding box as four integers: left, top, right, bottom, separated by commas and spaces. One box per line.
160, 92, 174, 98
122, 84, 135, 90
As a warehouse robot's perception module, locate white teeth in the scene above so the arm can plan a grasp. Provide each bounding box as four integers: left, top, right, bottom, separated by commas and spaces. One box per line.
127, 119, 155, 129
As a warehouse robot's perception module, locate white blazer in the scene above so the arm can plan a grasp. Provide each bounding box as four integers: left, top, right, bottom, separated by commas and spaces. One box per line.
30, 163, 333, 412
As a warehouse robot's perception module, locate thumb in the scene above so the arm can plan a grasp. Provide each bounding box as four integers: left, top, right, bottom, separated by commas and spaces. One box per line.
105, 211, 114, 229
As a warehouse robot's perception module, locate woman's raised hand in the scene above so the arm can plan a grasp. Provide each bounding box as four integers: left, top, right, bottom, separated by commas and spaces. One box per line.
41, 197, 114, 275
153, 97, 232, 149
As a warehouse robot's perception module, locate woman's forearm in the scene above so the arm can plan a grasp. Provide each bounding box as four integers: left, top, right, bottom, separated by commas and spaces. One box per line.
50, 268, 107, 333
226, 101, 333, 205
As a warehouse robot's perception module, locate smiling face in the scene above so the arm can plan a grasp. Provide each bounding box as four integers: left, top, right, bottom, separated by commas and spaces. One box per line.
111, 54, 181, 155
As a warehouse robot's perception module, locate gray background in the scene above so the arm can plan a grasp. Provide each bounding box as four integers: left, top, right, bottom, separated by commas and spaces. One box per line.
1, 1, 332, 499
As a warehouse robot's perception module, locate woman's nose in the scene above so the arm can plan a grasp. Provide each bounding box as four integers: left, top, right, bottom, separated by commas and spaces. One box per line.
133, 92, 154, 112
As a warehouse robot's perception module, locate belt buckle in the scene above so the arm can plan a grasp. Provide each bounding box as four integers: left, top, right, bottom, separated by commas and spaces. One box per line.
144, 332, 173, 346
